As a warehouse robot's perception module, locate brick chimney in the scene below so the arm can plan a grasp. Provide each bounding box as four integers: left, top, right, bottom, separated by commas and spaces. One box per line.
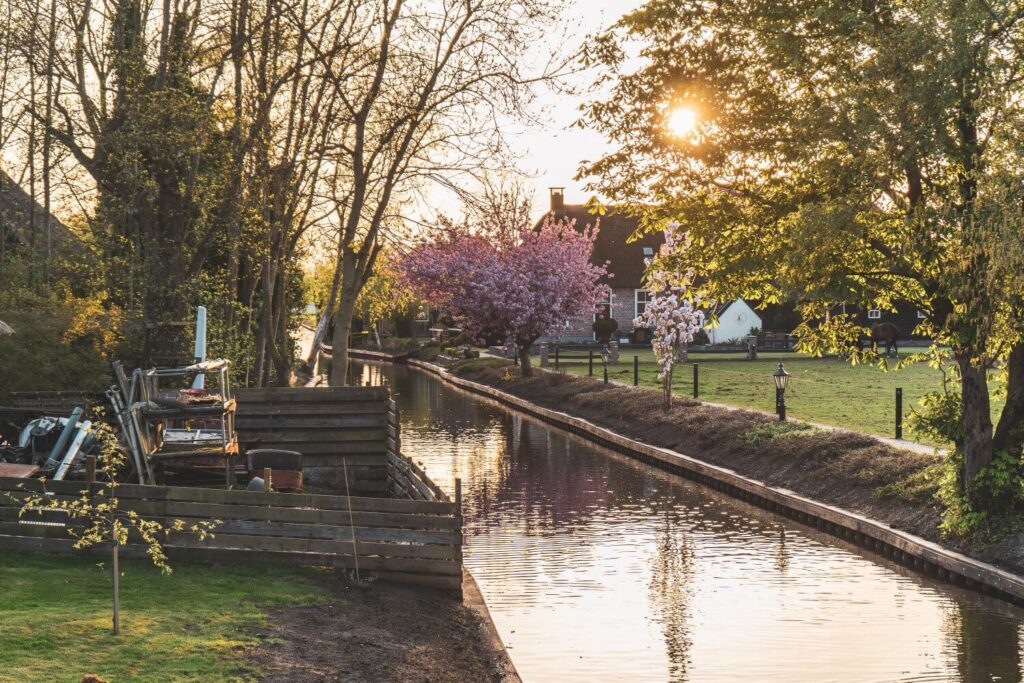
549, 187, 565, 213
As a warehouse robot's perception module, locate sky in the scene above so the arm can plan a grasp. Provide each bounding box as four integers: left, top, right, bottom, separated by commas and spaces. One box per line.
426, 0, 645, 223
514, 0, 644, 218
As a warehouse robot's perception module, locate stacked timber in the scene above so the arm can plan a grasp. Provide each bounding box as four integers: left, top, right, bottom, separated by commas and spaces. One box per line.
235, 387, 391, 495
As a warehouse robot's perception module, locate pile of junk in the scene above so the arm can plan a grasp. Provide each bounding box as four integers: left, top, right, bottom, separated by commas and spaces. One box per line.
0, 307, 301, 491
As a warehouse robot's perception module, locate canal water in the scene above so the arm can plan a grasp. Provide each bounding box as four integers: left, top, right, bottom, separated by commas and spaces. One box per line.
353, 362, 1024, 682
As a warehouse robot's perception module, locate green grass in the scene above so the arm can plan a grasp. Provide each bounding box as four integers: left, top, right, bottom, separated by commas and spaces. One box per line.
555, 349, 1005, 448
0, 552, 331, 682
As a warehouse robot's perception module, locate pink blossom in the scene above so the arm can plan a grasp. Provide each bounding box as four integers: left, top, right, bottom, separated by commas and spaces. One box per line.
398, 214, 609, 373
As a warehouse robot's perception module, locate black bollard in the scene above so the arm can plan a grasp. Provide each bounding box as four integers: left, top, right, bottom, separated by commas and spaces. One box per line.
604, 364, 608, 384
633, 355, 639, 386
589, 350, 594, 377
693, 363, 699, 399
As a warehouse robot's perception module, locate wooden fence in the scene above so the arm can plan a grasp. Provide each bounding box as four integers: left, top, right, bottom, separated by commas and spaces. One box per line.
235, 387, 391, 495
0, 477, 463, 592
385, 398, 450, 502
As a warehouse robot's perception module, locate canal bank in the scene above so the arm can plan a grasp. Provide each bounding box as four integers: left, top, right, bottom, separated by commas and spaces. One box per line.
369, 360, 1024, 681
406, 358, 1024, 606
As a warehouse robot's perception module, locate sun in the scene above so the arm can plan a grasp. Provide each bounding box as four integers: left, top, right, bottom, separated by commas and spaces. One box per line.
667, 106, 698, 138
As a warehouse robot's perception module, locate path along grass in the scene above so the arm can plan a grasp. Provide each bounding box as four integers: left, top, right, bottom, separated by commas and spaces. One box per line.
0, 551, 330, 682
553, 350, 1005, 448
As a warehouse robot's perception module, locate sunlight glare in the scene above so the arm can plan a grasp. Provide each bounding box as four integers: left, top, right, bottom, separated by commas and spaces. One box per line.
667, 106, 698, 139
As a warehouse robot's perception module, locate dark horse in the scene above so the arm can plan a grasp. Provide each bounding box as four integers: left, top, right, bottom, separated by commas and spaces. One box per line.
857, 322, 900, 357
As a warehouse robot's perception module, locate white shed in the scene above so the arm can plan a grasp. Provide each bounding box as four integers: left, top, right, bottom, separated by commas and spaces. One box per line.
706, 298, 762, 345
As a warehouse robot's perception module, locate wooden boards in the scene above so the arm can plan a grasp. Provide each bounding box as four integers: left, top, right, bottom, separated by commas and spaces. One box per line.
235, 387, 392, 494
0, 477, 462, 593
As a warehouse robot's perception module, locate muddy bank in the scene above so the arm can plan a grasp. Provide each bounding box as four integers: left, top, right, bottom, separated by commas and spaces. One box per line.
251, 574, 515, 682
440, 359, 1023, 577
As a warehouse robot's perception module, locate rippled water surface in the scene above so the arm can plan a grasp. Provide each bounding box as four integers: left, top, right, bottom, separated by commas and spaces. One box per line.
355, 363, 1024, 682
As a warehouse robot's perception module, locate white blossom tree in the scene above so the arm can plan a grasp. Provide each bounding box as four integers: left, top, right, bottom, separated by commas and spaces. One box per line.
634, 223, 706, 410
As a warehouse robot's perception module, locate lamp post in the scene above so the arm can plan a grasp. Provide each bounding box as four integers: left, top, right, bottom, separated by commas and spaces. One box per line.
774, 362, 790, 421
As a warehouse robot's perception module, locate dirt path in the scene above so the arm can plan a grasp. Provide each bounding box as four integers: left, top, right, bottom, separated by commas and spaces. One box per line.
250, 575, 515, 683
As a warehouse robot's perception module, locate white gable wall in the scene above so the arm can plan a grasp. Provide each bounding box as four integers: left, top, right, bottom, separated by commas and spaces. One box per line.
706, 298, 762, 344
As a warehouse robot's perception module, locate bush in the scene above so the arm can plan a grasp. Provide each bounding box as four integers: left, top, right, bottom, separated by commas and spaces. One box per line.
450, 357, 512, 378
0, 293, 117, 397
737, 420, 815, 446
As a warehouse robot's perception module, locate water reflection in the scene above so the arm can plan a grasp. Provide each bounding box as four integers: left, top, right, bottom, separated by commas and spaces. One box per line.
359, 363, 1024, 682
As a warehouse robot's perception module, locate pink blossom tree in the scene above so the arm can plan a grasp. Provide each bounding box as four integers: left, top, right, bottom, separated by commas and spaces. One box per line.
399, 215, 609, 375
634, 223, 706, 409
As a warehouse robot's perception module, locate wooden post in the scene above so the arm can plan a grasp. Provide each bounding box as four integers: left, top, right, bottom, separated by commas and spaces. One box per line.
264, 467, 273, 492
455, 477, 462, 517
896, 387, 903, 439
633, 355, 639, 386
85, 455, 96, 484
112, 532, 120, 636
342, 459, 360, 583
693, 363, 699, 399
588, 350, 594, 376
604, 363, 608, 384
555, 346, 560, 371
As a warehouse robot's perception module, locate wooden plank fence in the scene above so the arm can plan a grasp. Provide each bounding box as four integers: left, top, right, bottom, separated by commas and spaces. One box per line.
0, 477, 463, 592
235, 387, 392, 495
385, 399, 449, 502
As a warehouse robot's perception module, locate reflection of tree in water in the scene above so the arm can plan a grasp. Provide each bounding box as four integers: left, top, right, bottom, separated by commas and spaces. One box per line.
942, 599, 1023, 683
774, 529, 789, 574
649, 510, 695, 682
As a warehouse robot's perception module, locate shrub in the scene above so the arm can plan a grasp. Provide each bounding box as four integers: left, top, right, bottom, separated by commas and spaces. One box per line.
737, 420, 815, 447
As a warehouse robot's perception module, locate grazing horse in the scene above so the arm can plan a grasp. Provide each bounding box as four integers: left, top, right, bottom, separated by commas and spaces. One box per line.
858, 322, 900, 357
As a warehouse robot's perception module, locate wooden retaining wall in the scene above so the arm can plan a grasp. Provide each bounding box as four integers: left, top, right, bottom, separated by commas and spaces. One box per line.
0, 477, 463, 592
385, 398, 451, 503
235, 387, 391, 495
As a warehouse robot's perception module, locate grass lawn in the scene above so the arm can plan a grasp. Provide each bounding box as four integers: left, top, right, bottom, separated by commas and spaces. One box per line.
552, 349, 1004, 448
0, 551, 331, 682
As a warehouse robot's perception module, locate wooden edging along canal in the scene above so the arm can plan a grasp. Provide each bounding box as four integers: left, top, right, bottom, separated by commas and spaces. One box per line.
407, 358, 1024, 606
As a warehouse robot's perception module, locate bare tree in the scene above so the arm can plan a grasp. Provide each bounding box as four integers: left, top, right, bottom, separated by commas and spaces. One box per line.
298, 0, 565, 384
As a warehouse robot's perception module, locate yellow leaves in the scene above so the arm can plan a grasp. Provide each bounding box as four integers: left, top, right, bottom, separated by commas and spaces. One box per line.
60, 295, 124, 357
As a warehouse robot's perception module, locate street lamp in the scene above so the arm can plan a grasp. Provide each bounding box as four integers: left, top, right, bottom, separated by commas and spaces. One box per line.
774, 362, 790, 421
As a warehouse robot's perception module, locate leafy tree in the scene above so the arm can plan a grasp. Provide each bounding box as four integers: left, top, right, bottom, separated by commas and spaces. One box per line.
582, 0, 1024, 505
633, 223, 705, 409
398, 215, 608, 375
9, 425, 216, 634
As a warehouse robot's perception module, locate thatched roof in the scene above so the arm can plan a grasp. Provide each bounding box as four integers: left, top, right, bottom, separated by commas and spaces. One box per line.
0, 169, 74, 248
0, 320, 14, 337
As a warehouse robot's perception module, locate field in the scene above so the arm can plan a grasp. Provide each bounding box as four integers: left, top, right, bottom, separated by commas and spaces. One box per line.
0, 552, 329, 682
551, 349, 1003, 447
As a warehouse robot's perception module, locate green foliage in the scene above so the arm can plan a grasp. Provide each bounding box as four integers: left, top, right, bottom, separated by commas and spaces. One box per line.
874, 462, 943, 506
938, 450, 1024, 542
450, 357, 513, 378
0, 285, 118, 396
909, 374, 965, 448
581, 0, 1024, 506
737, 420, 815, 447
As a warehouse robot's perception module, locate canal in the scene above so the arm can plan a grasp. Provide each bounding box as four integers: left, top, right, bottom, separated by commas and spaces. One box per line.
355, 362, 1024, 682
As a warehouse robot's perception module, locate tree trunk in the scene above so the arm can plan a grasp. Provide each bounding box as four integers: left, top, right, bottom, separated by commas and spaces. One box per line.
994, 342, 1024, 457
330, 278, 358, 386
519, 345, 532, 376
663, 364, 673, 411
958, 353, 994, 492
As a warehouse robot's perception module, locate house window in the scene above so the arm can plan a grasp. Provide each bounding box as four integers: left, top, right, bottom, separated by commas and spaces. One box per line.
642, 247, 654, 258
635, 290, 652, 320
868, 309, 882, 320
917, 310, 927, 319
